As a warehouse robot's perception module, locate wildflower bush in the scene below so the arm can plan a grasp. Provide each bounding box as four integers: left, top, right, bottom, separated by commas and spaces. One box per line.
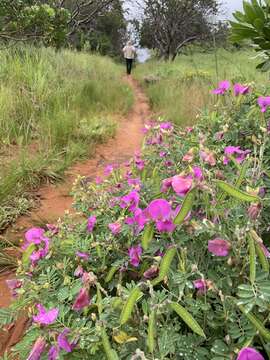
2, 81, 270, 360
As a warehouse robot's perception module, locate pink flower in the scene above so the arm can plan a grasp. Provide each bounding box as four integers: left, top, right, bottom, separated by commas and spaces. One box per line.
76, 252, 90, 260
125, 208, 149, 233
237, 347, 265, 360
186, 127, 194, 133
128, 245, 143, 267
208, 238, 231, 257
212, 80, 230, 95
171, 176, 193, 196
258, 96, 270, 113
48, 346, 59, 360
200, 149, 216, 166
25, 228, 46, 245
192, 166, 203, 181
161, 177, 173, 193
120, 190, 140, 212
26, 337, 46, 360
23, 227, 50, 266
95, 176, 103, 184
160, 122, 173, 132
87, 216, 96, 233
108, 222, 122, 235
234, 83, 250, 96
33, 304, 58, 325
127, 178, 142, 190
193, 279, 208, 295
224, 146, 250, 165
74, 265, 84, 277
58, 328, 76, 353
156, 219, 176, 233
248, 203, 261, 220
72, 288, 90, 311
147, 199, 171, 221
183, 148, 195, 162
46, 224, 58, 235
6, 279, 22, 297
143, 266, 159, 279
104, 164, 114, 176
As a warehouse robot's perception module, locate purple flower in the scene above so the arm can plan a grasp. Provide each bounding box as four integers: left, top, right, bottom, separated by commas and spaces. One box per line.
147, 199, 171, 221
200, 149, 216, 166
23, 227, 50, 266
234, 83, 250, 96
208, 238, 231, 257
48, 346, 59, 360
26, 337, 46, 360
193, 279, 208, 295
104, 164, 114, 176
76, 252, 90, 260
108, 222, 122, 235
95, 176, 103, 184
237, 347, 265, 360
160, 122, 173, 132
183, 148, 195, 162
120, 190, 140, 212
6, 279, 22, 297
25, 228, 46, 245
258, 96, 270, 113
212, 80, 230, 95
135, 158, 145, 171
161, 177, 173, 193
33, 304, 59, 325
72, 288, 90, 311
127, 178, 142, 190
224, 146, 250, 165
248, 203, 261, 220
74, 265, 84, 277
192, 166, 203, 181
58, 329, 76, 353
171, 176, 193, 196
156, 219, 176, 233
143, 266, 158, 279
128, 245, 143, 267
87, 216, 96, 233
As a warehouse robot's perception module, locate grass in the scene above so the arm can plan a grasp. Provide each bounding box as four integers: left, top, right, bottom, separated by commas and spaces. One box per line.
135, 48, 268, 126
0, 46, 133, 231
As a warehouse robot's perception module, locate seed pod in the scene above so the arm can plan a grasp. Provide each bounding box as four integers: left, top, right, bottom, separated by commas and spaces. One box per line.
120, 286, 143, 325
96, 284, 103, 315
216, 180, 260, 202
170, 302, 206, 338
147, 310, 156, 353
238, 305, 270, 341
255, 242, 269, 274
142, 223, 154, 250
248, 234, 256, 284
105, 266, 118, 283
174, 189, 195, 225
101, 328, 119, 360
151, 247, 177, 286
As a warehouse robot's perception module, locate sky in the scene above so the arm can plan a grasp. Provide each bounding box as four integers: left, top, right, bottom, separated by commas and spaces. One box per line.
221, 0, 243, 19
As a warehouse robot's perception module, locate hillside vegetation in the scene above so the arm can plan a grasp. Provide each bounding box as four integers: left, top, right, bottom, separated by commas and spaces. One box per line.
135, 49, 268, 125
0, 47, 133, 231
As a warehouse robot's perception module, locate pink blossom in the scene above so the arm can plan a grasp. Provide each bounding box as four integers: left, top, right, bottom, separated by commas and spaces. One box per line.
143, 266, 159, 279
6, 279, 22, 297
193, 279, 208, 295
192, 166, 203, 181
200, 149, 216, 166
95, 176, 103, 184
128, 245, 143, 267
248, 203, 261, 220
76, 252, 90, 260
212, 80, 230, 95
127, 178, 142, 190
156, 219, 176, 233
33, 304, 59, 325
161, 177, 173, 193
108, 222, 122, 235
25, 228, 46, 245
120, 190, 140, 212
58, 329, 76, 353
87, 216, 96, 232
208, 238, 231, 257
48, 346, 59, 360
160, 122, 173, 132
46, 224, 58, 235
147, 199, 171, 221
159, 151, 167, 157
171, 176, 193, 196
186, 127, 194, 133
258, 96, 270, 113
72, 288, 90, 311
237, 347, 264, 360
234, 83, 250, 96
26, 337, 46, 360
23, 227, 50, 266
224, 146, 250, 165
183, 148, 195, 162
125, 208, 149, 233
74, 265, 84, 277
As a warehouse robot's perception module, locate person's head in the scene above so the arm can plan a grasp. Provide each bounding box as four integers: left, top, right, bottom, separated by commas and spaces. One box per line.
127, 40, 132, 46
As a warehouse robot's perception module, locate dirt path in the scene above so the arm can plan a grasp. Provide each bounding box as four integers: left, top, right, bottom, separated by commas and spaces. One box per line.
0, 76, 151, 356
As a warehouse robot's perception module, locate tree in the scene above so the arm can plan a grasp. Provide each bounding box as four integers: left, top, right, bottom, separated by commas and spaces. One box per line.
0, 0, 125, 50
230, 0, 270, 71
137, 0, 219, 61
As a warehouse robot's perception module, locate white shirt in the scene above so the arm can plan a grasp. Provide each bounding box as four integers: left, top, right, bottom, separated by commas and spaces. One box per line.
123, 45, 136, 59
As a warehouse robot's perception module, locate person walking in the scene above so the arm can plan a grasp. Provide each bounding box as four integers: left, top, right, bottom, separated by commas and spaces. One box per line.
123, 41, 136, 75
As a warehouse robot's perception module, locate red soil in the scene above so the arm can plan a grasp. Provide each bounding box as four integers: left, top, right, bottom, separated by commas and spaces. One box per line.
0, 77, 151, 356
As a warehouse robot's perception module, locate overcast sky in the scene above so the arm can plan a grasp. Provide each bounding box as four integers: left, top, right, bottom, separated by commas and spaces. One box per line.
221, 0, 243, 19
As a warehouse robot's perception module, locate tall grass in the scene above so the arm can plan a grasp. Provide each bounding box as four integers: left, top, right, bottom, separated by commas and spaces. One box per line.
0, 46, 133, 230
135, 48, 267, 126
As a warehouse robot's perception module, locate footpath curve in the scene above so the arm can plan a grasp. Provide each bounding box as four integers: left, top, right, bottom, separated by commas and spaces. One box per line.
0, 76, 152, 355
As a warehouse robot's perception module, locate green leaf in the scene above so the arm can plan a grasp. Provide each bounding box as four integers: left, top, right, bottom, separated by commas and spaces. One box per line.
170, 302, 206, 338
216, 181, 260, 202
243, 1, 258, 24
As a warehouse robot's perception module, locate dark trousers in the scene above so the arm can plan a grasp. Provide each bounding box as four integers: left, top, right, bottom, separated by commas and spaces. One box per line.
126, 58, 133, 75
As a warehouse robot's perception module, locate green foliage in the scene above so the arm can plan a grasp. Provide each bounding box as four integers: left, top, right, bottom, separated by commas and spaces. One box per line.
231, 0, 270, 71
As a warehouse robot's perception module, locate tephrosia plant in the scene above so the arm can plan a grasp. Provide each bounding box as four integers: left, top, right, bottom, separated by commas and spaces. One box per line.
1, 81, 270, 359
